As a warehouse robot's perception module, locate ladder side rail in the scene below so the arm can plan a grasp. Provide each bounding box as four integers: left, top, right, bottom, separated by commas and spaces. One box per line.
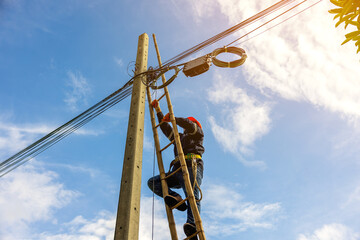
152, 34, 206, 240
146, 87, 178, 240
167, 104, 206, 240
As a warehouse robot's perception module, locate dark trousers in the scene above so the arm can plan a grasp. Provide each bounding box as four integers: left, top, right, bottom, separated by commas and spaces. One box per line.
148, 164, 203, 224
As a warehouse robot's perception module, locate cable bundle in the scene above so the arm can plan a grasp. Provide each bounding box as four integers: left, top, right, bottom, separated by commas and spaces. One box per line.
143, 66, 181, 90
0, 79, 134, 177
161, 0, 295, 68
212, 47, 247, 68
0, 0, 321, 177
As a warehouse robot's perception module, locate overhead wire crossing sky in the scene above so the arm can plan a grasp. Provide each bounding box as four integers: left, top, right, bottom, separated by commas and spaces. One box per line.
0, 0, 319, 178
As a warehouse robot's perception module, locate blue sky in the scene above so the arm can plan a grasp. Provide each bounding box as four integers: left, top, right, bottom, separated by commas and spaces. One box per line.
1, 0, 360, 239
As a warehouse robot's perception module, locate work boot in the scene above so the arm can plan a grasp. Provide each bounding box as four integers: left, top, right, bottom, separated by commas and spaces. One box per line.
164, 195, 187, 211
183, 223, 198, 240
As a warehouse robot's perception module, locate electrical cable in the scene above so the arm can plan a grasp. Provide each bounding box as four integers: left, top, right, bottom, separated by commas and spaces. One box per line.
127, 61, 136, 77
144, 0, 308, 83
142, 66, 182, 90
150, 66, 181, 90
0, 64, 170, 177
0, 0, 319, 177
172, 0, 317, 73
0, 87, 132, 177
211, 46, 247, 68
0, 75, 138, 177
225, 0, 309, 47
160, 0, 296, 68
234, 0, 323, 46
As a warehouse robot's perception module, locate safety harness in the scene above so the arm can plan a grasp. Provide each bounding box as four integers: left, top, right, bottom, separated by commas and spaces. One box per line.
168, 153, 203, 202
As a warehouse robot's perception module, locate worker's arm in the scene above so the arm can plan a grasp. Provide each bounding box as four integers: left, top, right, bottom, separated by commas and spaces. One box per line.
175, 117, 199, 135
157, 112, 175, 141
152, 100, 174, 141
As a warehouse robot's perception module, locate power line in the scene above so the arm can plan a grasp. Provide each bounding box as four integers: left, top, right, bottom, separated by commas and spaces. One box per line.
0, 0, 314, 177
161, 0, 296, 67
0, 77, 135, 177
227, 0, 323, 46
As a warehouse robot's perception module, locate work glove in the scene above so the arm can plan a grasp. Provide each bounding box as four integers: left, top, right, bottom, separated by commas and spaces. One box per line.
151, 99, 159, 108
162, 113, 171, 122
151, 99, 161, 113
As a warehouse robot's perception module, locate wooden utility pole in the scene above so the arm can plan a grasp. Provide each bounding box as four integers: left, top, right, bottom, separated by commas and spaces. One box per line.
114, 33, 148, 240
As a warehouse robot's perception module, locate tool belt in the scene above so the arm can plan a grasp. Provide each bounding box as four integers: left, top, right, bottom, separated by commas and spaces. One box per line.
169, 153, 202, 171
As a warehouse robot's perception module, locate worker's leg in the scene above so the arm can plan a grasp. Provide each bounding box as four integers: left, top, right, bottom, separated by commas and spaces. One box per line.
147, 171, 182, 198
179, 164, 203, 224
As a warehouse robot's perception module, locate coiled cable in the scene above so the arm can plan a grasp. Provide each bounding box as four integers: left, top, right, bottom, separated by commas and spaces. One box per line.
211, 46, 247, 68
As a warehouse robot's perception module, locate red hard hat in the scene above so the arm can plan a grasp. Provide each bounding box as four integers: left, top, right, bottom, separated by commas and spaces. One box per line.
187, 117, 202, 129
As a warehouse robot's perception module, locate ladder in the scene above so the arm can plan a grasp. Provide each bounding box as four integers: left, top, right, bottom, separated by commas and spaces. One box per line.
145, 34, 206, 240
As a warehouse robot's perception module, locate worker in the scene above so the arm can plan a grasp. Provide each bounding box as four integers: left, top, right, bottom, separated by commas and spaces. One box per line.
147, 99, 204, 240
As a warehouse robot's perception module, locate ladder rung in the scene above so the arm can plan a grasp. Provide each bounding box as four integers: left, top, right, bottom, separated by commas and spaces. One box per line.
160, 139, 175, 152
184, 231, 201, 240
163, 166, 182, 180
170, 197, 189, 211
154, 121, 164, 129
157, 92, 166, 101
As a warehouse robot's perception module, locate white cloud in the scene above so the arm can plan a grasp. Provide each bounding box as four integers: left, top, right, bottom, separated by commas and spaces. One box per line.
186, 0, 218, 24
195, 0, 360, 124
202, 184, 281, 237
297, 223, 360, 240
0, 159, 116, 240
36, 196, 176, 240
0, 119, 104, 159
139, 196, 183, 240
64, 71, 92, 112
0, 161, 79, 240
41, 189, 280, 240
0, 120, 54, 155
114, 57, 124, 67
38, 211, 115, 240
343, 185, 360, 213
45, 162, 103, 179
347, 186, 360, 205
0, 157, 174, 239
329, 126, 360, 164
207, 72, 271, 167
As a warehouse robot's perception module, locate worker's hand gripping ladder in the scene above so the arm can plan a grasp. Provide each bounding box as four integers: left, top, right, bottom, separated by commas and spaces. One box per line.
145, 34, 206, 240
